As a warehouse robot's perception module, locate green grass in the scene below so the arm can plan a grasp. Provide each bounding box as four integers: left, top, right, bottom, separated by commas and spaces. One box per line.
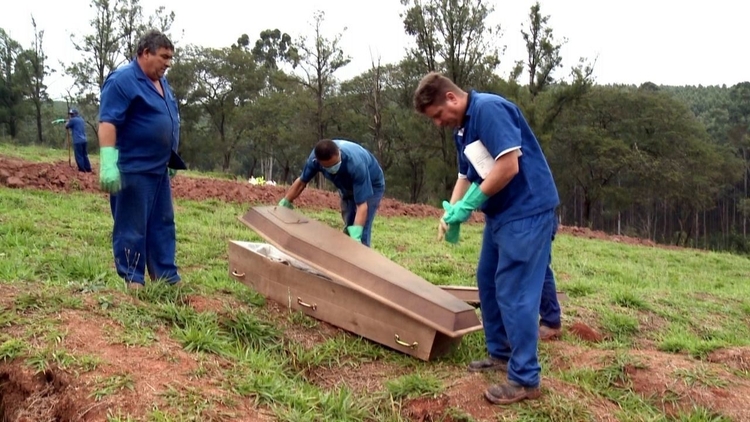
2, 143, 750, 420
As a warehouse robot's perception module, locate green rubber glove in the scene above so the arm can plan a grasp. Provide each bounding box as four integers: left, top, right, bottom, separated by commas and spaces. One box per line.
439, 201, 461, 244
168, 168, 177, 179
346, 225, 363, 242
278, 198, 294, 209
99, 146, 121, 193
442, 183, 488, 225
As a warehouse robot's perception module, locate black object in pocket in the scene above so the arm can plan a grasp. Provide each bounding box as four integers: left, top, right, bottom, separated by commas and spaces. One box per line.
168, 150, 187, 170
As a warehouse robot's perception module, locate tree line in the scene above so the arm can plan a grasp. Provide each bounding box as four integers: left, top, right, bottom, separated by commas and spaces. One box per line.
1, 0, 749, 253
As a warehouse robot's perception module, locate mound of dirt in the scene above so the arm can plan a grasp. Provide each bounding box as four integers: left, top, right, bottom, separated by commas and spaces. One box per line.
707, 347, 750, 372
0, 156, 683, 248
0, 363, 87, 422
568, 322, 604, 343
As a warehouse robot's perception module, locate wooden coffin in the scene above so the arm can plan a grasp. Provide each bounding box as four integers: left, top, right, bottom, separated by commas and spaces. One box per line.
229, 206, 484, 361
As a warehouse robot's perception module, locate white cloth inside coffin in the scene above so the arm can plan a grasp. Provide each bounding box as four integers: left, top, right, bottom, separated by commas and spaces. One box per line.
237, 242, 331, 280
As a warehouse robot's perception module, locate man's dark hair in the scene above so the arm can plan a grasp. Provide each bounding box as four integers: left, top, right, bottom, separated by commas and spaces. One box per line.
314, 139, 339, 161
136, 29, 174, 56
413, 71, 462, 113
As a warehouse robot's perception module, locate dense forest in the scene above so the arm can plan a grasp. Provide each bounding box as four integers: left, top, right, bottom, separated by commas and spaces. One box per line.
2, 0, 749, 253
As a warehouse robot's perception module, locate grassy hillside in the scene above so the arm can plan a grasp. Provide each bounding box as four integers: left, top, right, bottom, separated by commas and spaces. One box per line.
1, 144, 750, 421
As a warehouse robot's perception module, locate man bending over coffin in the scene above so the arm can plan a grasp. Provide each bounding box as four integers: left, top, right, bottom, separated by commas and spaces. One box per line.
278, 139, 386, 248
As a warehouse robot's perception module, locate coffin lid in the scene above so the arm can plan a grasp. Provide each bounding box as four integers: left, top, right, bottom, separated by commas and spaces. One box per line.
238, 206, 481, 336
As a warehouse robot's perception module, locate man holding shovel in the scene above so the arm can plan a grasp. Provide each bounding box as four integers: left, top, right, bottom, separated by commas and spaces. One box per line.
65, 109, 92, 172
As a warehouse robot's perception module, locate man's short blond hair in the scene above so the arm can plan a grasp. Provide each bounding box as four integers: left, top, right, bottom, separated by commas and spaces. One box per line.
413, 72, 463, 113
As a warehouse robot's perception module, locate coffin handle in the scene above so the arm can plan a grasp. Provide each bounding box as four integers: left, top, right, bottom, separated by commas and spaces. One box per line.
394, 334, 418, 349
231, 269, 245, 277
296, 297, 317, 311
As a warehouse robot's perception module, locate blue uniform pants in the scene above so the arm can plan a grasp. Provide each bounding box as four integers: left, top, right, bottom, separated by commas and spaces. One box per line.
340, 190, 384, 247
540, 218, 561, 329
109, 171, 180, 285
477, 209, 555, 387
73, 142, 92, 172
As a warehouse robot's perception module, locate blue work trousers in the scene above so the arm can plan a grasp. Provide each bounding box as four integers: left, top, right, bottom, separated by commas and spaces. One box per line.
109, 171, 180, 285
340, 190, 384, 247
540, 217, 561, 329
477, 209, 556, 387
73, 142, 92, 172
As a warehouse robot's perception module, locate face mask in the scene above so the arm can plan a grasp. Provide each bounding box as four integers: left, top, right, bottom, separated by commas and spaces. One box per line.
324, 161, 342, 174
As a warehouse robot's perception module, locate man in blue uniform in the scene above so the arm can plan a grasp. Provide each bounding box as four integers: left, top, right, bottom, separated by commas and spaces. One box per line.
278, 139, 385, 247
97, 29, 186, 290
65, 109, 91, 172
414, 72, 561, 405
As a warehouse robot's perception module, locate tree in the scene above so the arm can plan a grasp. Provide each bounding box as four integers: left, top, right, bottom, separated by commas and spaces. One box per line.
15, 16, 53, 144
0, 29, 24, 138
400, 0, 503, 196
295, 11, 350, 145
294, 11, 350, 188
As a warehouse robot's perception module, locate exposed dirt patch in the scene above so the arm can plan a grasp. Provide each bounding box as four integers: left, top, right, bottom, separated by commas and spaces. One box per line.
707, 347, 750, 372
0, 362, 87, 422
0, 156, 704, 249
440, 373, 503, 421
545, 341, 614, 372
403, 395, 454, 422
184, 294, 228, 314
262, 300, 341, 350
56, 309, 267, 421
627, 350, 750, 420
306, 360, 411, 394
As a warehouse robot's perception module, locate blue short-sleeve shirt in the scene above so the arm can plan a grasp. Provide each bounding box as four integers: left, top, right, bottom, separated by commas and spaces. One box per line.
65, 116, 87, 144
455, 91, 559, 224
99, 60, 180, 174
300, 139, 385, 204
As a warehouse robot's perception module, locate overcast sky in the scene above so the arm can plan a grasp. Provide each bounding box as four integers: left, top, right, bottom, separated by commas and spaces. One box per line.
2, 0, 748, 100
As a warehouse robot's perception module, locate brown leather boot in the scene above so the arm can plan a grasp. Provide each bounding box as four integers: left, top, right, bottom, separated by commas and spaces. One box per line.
484, 380, 542, 405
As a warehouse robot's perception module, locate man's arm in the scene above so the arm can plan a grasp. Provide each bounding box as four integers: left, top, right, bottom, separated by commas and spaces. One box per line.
353, 202, 368, 227
98, 122, 117, 148
284, 177, 307, 201
450, 177, 471, 204
477, 151, 519, 197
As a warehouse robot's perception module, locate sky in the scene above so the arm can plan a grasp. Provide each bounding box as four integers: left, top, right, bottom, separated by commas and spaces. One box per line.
1, 0, 748, 101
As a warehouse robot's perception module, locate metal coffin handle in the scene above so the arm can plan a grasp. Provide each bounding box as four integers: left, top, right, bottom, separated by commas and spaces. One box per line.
394, 334, 418, 349
297, 297, 317, 311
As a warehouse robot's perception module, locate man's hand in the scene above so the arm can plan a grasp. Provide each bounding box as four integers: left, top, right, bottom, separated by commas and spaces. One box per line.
99, 146, 121, 193
346, 225, 363, 242
442, 183, 488, 225
278, 198, 294, 209
438, 201, 461, 243
168, 168, 177, 179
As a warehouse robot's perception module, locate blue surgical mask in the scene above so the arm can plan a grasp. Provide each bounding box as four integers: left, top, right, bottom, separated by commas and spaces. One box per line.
324, 161, 342, 174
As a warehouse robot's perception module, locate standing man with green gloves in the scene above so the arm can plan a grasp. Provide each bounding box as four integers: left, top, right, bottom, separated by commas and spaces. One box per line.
413, 72, 561, 405
278, 139, 385, 248
97, 29, 187, 290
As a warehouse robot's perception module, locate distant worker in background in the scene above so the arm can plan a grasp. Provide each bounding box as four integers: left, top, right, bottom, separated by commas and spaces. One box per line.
278, 139, 385, 248
65, 109, 91, 173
